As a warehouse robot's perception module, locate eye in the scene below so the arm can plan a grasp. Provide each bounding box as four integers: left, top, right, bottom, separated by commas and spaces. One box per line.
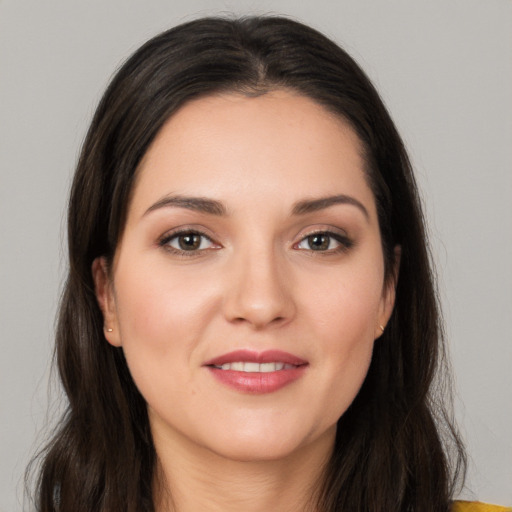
159, 230, 219, 254
295, 231, 352, 252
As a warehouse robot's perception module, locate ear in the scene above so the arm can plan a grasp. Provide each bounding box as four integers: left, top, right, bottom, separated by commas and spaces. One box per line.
375, 245, 401, 339
92, 257, 122, 347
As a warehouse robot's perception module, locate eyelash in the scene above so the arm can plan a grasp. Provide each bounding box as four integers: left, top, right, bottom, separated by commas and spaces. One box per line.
158, 229, 218, 257
158, 229, 354, 257
294, 230, 354, 254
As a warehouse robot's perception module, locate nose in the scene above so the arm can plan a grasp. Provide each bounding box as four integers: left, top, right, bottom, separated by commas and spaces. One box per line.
222, 246, 296, 330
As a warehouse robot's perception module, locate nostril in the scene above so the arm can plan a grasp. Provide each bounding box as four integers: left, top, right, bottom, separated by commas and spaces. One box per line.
230, 314, 287, 329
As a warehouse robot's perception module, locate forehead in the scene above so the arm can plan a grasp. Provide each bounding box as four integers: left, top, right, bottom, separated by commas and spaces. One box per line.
129, 90, 375, 218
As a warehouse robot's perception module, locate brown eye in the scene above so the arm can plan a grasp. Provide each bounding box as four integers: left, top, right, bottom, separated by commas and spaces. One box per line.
295, 231, 353, 253
307, 234, 330, 251
160, 230, 217, 253
177, 233, 202, 250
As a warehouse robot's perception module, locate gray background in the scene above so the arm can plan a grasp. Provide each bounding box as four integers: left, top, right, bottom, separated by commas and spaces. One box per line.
1, 0, 511, 510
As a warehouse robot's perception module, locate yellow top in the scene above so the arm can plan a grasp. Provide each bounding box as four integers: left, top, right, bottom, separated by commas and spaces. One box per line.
452, 501, 512, 512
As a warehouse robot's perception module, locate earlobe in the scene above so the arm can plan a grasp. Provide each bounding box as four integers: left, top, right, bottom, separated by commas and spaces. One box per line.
92, 257, 122, 347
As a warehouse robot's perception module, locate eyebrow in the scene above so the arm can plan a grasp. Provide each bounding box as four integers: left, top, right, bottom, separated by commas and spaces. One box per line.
144, 195, 227, 217
143, 193, 369, 219
292, 194, 369, 220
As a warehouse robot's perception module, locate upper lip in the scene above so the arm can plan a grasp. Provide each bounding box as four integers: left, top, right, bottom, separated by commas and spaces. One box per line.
203, 349, 308, 367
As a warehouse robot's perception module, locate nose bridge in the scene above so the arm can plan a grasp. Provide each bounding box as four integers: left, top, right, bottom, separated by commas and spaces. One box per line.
223, 236, 294, 328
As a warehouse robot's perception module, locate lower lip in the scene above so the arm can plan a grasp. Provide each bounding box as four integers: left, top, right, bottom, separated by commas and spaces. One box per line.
206, 366, 307, 394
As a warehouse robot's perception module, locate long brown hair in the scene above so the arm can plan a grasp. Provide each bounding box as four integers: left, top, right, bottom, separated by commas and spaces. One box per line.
29, 16, 465, 511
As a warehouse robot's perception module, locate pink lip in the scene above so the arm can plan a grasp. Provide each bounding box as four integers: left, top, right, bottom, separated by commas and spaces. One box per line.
203, 349, 307, 367
203, 350, 308, 394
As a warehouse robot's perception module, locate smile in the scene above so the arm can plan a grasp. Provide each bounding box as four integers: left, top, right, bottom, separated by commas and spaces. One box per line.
212, 362, 297, 372
204, 350, 308, 394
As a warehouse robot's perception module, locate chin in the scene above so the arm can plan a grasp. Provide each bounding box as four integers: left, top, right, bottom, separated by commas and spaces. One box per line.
214, 439, 298, 462
198, 422, 336, 464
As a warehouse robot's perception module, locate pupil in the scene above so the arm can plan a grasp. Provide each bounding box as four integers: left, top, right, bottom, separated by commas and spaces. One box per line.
309, 234, 329, 250
179, 234, 200, 250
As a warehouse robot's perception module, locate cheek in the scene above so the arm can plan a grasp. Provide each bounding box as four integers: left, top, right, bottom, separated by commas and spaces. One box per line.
112, 262, 218, 392
305, 261, 384, 341
115, 258, 214, 338
301, 262, 383, 416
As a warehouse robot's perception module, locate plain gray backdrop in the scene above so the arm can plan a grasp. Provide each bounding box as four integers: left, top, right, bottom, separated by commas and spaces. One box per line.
1, 0, 511, 510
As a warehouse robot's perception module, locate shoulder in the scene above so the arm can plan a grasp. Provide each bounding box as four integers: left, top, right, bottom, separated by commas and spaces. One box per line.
452, 501, 512, 512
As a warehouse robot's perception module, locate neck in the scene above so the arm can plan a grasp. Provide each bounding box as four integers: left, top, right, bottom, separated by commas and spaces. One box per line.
152, 424, 334, 512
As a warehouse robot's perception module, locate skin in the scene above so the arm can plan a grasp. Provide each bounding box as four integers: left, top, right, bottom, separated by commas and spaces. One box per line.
93, 90, 397, 511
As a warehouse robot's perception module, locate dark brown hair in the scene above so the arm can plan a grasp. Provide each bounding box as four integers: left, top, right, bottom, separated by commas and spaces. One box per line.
29, 15, 465, 511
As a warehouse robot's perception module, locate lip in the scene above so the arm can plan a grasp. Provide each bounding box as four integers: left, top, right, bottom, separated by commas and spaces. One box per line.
203, 349, 308, 394
203, 349, 308, 367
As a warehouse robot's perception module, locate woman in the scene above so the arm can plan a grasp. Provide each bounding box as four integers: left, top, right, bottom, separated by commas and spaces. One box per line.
29, 15, 508, 512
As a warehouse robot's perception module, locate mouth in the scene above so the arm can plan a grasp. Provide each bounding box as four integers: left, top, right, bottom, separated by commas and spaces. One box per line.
203, 350, 308, 394
210, 361, 298, 372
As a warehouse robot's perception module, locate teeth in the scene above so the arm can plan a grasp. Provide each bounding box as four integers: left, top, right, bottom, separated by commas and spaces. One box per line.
215, 362, 296, 372
259, 362, 276, 373
244, 362, 260, 372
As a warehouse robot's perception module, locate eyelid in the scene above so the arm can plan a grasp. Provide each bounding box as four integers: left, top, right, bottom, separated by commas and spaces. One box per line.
156, 224, 353, 256
293, 226, 354, 253
294, 225, 350, 242
158, 226, 222, 256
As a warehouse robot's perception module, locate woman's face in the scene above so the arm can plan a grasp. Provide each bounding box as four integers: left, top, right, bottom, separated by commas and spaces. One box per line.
94, 90, 396, 462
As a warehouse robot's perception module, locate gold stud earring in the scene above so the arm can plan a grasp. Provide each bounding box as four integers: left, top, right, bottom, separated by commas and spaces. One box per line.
379, 324, 385, 333
106, 327, 113, 332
